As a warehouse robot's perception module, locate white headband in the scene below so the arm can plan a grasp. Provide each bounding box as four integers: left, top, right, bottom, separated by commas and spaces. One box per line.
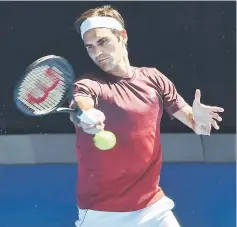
80, 16, 124, 39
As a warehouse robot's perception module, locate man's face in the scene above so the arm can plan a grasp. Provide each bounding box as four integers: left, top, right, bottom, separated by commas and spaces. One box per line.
83, 28, 126, 72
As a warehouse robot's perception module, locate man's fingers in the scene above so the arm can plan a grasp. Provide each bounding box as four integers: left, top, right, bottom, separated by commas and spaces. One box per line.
194, 89, 201, 103
211, 119, 219, 130
208, 106, 224, 112
82, 122, 105, 134
96, 121, 105, 129
80, 108, 106, 125
210, 112, 222, 121
79, 121, 95, 129
83, 127, 102, 135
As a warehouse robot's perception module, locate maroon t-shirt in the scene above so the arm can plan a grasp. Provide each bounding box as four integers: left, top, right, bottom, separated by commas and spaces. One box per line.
73, 67, 187, 212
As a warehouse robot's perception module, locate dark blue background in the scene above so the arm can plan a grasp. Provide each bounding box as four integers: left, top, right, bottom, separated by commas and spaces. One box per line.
0, 163, 235, 227
0, 1, 235, 134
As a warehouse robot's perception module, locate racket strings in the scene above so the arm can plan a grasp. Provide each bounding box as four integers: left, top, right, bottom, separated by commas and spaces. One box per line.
17, 64, 71, 114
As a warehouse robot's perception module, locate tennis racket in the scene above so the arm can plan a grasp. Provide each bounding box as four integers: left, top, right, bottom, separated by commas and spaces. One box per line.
14, 55, 98, 125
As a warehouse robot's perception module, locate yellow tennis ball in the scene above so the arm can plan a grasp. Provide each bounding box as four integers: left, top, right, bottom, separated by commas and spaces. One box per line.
93, 130, 116, 151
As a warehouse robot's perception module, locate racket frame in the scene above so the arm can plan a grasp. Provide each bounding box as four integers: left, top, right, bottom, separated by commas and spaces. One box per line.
14, 55, 76, 116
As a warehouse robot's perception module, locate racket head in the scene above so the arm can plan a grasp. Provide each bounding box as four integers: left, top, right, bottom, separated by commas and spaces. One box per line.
14, 55, 75, 116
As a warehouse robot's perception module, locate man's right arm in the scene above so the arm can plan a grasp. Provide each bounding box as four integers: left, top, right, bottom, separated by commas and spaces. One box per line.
74, 96, 95, 110
70, 95, 105, 134
69, 77, 105, 133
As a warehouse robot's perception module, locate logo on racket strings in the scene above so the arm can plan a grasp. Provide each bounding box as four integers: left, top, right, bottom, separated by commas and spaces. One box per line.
27, 67, 60, 104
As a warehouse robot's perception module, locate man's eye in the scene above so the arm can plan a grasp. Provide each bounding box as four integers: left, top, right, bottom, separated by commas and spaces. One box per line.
99, 39, 108, 45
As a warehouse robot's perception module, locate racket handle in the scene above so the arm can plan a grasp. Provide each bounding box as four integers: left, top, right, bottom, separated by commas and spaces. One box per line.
56, 107, 78, 113
60, 107, 103, 125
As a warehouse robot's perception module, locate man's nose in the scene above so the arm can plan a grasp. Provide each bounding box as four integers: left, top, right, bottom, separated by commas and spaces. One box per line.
93, 46, 103, 58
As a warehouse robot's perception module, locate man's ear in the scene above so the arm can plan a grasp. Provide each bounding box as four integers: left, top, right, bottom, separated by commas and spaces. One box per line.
121, 29, 128, 44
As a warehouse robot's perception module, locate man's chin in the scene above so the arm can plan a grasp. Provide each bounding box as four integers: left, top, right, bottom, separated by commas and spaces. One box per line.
98, 64, 112, 73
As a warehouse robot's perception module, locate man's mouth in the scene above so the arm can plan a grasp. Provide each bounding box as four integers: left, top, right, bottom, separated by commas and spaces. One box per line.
98, 58, 108, 63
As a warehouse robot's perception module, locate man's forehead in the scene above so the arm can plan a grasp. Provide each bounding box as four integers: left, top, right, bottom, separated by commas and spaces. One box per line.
83, 28, 112, 41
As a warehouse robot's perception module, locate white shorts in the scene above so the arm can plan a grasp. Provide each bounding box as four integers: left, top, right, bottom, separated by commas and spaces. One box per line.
75, 196, 180, 227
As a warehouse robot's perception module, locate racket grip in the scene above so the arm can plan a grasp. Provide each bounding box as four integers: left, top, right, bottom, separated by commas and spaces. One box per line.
57, 107, 103, 128
56, 107, 77, 113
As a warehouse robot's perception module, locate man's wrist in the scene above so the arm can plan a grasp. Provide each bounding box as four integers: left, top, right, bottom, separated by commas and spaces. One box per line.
188, 112, 197, 133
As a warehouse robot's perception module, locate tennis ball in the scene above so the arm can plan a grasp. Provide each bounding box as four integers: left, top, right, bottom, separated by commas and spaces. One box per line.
93, 130, 116, 151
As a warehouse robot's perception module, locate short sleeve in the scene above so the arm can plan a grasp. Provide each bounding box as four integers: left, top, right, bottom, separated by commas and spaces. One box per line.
153, 69, 188, 117
72, 75, 102, 107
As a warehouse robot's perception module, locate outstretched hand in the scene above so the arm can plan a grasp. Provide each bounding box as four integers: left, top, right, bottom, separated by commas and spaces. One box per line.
192, 89, 224, 135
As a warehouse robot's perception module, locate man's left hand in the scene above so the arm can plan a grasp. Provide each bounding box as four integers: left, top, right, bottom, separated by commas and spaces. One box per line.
192, 89, 224, 135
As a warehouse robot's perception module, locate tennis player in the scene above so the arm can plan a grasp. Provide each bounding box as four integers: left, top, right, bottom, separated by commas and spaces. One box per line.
70, 5, 224, 227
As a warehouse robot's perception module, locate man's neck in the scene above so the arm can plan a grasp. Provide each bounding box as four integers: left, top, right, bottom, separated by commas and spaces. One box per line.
108, 57, 133, 79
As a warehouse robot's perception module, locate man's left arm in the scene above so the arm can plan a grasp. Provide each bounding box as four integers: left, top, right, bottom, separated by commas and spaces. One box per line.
153, 69, 224, 135
172, 104, 198, 133
173, 89, 224, 135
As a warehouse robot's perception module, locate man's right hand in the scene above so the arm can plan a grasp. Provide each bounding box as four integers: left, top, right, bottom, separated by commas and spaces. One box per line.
70, 108, 105, 135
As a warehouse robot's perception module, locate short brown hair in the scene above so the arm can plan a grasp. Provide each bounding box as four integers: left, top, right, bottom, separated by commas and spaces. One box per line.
74, 5, 126, 44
